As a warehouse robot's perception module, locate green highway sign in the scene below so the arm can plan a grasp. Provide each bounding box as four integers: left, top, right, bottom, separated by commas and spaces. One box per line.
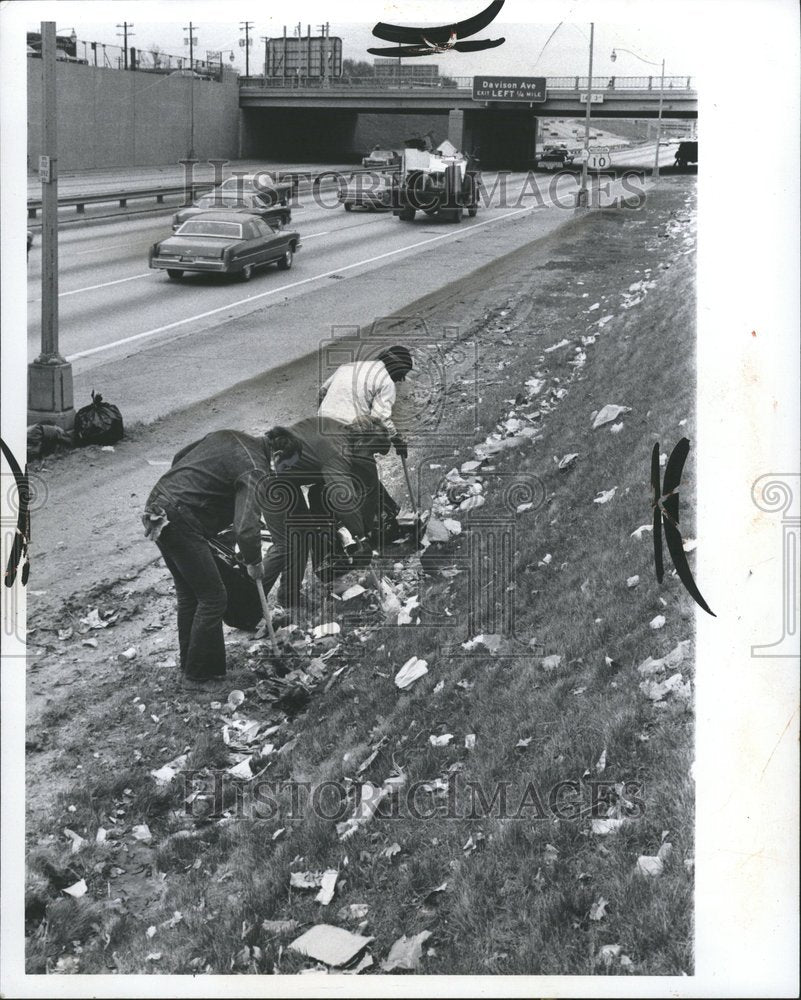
472, 76, 547, 103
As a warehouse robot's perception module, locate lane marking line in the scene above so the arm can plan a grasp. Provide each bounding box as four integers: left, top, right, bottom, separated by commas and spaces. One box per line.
60, 272, 152, 297
65, 205, 536, 362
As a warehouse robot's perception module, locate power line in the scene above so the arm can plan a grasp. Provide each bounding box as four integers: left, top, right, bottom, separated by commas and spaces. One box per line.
116, 21, 134, 70
240, 21, 253, 76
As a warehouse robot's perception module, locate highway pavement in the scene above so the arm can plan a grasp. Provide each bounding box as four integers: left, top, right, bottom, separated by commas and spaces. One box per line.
25, 168, 637, 424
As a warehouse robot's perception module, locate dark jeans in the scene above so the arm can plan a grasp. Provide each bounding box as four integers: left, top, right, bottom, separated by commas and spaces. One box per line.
261, 479, 310, 612
156, 517, 227, 679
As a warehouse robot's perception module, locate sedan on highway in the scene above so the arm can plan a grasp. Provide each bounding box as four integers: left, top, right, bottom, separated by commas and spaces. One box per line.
339, 172, 394, 211
149, 212, 301, 282
218, 174, 292, 206
172, 192, 291, 231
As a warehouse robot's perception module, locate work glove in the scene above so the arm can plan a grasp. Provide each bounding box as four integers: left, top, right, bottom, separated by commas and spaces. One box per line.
349, 536, 374, 570
246, 562, 264, 581
392, 434, 408, 459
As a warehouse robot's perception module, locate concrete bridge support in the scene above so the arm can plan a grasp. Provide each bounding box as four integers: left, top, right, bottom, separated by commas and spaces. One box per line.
239, 107, 359, 162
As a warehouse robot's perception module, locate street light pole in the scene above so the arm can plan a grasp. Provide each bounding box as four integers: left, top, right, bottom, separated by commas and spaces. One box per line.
28, 21, 74, 429
653, 57, 665, 179
185, 21, 196, 160
577, 22, 594, 208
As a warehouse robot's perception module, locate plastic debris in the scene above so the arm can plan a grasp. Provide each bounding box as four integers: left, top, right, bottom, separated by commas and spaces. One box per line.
340, 584, 367, 601
312, 622, 341, 640
63, 828, 87, 853
429, 734, 453, 747
227, 759, 255, 780
63, 878, 88, 899
626, 575, 640, 588
459, 494, 485, 512
381, 930, 433, 972
395, 657, 428, 689
636, 855, 664, 877
442, 518, 462, 535
649, 615, 666, 630
598, 943, 622, 966
290, 871, 325, 890
464, 734, 476, 750
541, 654, 561, 672
462, 633, 502, 653
425, 518, 451, 543
609, 422, 624, 434
262, 919, 300, 936
150, 753, 188, 786
288, 924, 373, 968
589, 897, 609, 921
516, 501, 534, 513
630, 524, 653, 540
336, 782, 389, 840
460, 460, 482, 473
397, 595, 420, 626
117, 646, 137, 661
132, 824, 152, 843
338, 903, 369, 922
81, 637, 98, 649
315, 869, 339, 906
593, 487, 617, 504
556, 453, 578, 470
80, 608, 109, 629
592, 404, 631, 429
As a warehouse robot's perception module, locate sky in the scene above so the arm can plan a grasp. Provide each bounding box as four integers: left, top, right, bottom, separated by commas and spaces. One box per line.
20, 0, 701, 79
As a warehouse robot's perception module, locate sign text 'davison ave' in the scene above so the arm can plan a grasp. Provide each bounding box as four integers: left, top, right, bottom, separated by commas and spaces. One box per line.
472, 76, 547, 102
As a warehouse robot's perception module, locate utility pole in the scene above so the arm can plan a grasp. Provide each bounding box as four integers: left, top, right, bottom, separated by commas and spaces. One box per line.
653, 58, 666, 180
116, 20, 133, 70
261, 36, 270, 78
577, 21, 594, 208
318, 22, 330, 86
184, 22, 196, 159
240, 21, 253, 76
28, 22, 74, 429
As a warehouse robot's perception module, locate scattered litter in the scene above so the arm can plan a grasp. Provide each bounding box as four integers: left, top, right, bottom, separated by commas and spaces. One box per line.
592, 404, 631, 429
572, 686, 587, 695
80, 609, 109, 630
226, 690, 245, 711
306, 622, 339, 643
81, 638, 98, 649
117, 646, 137, 661
381, 930, 433, 972
640, 672, 689, 702
63, 828, 87, 853
462, 633, 501, 653
459, 495, 485, 512
659, 452, 668, 468
343, 953, 374, 975
338, 903, 369, 921
544, 338, 571, 352
683, 538, 697, 552
589, 897, 609, 921
593, 487, 617, 505
58, 627, 73, 641
315, 869, 339, 906
588, 302, 600, 311
226, 758, 256, 780
543, 844, 559, 864
395, 657, 428, 689
464, 734, 476, 750
636, 855, 664, 877
649, 615, 666, 630
288, 924, 373, 968
630, 524, 653, 540
598, 943, 621, 966
442, 518, 462, 535
525, 376, 545, 395
341, 584, 367, 601
626, 575, 640, 588
425, 518, 451, 543
336, 782, 389, 840
146, 926, 157, 939
592, 818, 626, 836
516, 501, 534, 513
429, 734, 453, 747
290, 871, 325, 891
538, 553, 552, 567
609, 422, 624, 434
150, 753, 188, 786
515, 737, 533, 750
460, 460, 482, 473
595, 748, 607, 773
95, 827, 107, 844
556, 453, 578, 470
382, 842, 401, 860
433, 680, 445, 693
146, 953, 162, 962
132, 824, 152, 843
63, 879, 88, 899
541, 654, 561, 672
262, 919, 300, 936
397, 595, 420, 625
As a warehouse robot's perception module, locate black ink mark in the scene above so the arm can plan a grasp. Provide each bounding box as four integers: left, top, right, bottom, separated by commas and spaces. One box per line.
651, 438, 714, 616
1, 437, 31, 587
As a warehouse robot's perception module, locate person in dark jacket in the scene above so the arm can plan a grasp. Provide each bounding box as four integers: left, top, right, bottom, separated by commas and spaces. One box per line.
266, 415, 391, 579
143, 430, 307, 683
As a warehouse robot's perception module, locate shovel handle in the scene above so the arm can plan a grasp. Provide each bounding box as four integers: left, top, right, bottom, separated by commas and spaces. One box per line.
400, 455, 417, 514
255, 578, 280, 657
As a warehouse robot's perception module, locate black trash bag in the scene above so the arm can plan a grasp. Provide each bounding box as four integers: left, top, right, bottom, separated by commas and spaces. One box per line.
208, 529, 264, 631
74, 391, 124, 446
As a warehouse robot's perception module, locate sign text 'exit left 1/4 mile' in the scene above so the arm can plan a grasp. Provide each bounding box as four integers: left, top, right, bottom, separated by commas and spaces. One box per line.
472, 76, 547, 102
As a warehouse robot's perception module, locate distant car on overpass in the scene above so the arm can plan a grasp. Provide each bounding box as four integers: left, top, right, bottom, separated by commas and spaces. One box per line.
149, 212, 301, 282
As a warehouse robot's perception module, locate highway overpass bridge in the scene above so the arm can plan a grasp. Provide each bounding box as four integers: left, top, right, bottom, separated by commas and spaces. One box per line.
238, 75, 697, 168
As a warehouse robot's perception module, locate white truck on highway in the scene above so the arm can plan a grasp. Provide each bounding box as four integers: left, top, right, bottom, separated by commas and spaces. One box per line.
392, 140, 481, 223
